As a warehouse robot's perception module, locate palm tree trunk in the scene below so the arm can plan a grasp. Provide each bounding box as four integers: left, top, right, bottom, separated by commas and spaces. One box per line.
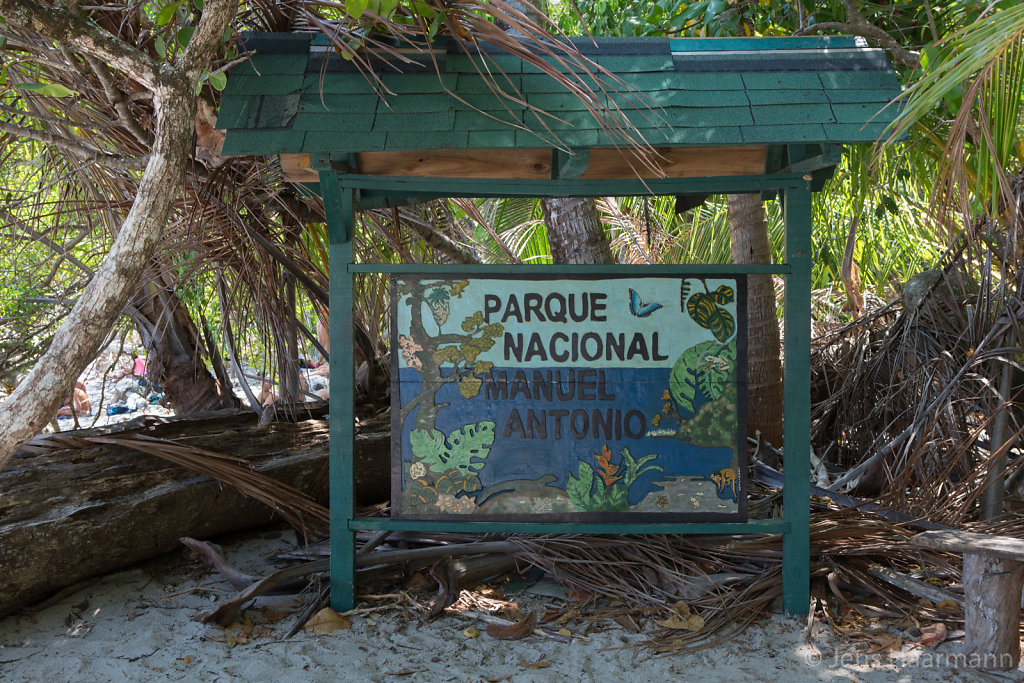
728, 193, 784, 445
540, 197, 616, 265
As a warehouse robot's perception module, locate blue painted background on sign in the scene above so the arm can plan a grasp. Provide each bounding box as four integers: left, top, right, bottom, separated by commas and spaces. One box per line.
398, 366, 735, 506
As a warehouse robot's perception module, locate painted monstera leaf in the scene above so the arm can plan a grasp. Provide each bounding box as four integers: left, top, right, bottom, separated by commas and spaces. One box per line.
669, 341, 736, 415
410, 421, 496, 475
686, 289, 736, 343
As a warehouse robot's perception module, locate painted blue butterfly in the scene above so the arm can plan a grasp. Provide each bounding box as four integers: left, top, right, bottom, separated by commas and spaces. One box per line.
629, 288, 663, 318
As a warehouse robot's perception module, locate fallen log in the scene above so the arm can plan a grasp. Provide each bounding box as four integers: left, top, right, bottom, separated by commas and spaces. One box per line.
0, 407, 389, 617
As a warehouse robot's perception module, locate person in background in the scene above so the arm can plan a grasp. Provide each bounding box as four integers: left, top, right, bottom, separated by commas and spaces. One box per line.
57, 380, 91, 417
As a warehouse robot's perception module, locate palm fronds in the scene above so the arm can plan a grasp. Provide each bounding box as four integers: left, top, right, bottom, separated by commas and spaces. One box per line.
17, 430, 329, 539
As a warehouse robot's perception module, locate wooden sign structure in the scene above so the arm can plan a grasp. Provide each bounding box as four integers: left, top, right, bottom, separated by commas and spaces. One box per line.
216, 32, 905, 616
391, 274, 747, 521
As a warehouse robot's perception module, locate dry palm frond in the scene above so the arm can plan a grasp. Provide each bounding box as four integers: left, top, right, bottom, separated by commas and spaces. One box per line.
3, 1, 647, 410
501, 506, 1024, 653
810, 177, 1024, 524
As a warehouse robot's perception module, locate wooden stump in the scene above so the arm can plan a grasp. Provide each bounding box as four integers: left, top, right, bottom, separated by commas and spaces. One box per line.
910, 529, 1024, 671
963, 553, 1024, 670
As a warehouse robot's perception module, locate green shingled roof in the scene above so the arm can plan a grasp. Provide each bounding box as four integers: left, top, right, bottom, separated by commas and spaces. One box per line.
218, 33, 902, 157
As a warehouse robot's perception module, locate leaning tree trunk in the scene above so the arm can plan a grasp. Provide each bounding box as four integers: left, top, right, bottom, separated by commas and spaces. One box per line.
128, 276, 239, 414
728, 193, 784, 445
0, 0, 239, 471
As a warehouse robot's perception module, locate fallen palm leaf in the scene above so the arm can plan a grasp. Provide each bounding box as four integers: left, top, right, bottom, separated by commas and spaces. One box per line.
520, 656, 549, 670
303, 608, 353, 634
917, 622, 947, 648
22, 432, 328, 540
486, 611, 538, 640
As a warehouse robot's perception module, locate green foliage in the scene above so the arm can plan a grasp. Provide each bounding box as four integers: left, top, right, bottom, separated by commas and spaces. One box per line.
674, 384, 738, 448
669, 340, 735, 416
409, 421, 496, 475
11, 83, 76, 98
566, 446, 661, 512
684, 283, 736, 343
566, 461, 594, 510
435, 468, 481, 496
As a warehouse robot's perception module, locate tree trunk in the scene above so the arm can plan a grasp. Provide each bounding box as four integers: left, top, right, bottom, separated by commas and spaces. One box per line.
728, 193, 784, 445
541, 197, 616, 265
129, 277, 239, 414
963, 552, 1024, 670
0, 0, 239, 471
0, 409, 390, 617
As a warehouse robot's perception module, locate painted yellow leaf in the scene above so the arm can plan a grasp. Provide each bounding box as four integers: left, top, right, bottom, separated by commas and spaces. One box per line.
303, 607, 353, 634
463, 627, 480, 638
557, 627, 571, 636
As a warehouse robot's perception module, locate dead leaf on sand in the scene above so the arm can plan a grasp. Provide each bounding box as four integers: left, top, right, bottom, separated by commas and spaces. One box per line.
865, 634, 903, 654
486, 612, 538, 640
917, 622, 947, 648
261, 609, 290, 624
566, 588, 593, 603
654, 601, 704, 632
386, 668, 425, 676
520, 655, 550, 669
613, 614, 642, 633
303, 608, 353, 634
484, 675, 512, 682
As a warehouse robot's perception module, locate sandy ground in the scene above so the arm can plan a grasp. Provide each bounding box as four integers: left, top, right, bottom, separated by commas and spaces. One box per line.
0, 528, 1009, 683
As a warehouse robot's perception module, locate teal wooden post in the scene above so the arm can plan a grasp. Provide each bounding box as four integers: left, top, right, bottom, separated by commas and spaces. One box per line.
320, 169, 357, 612
782, 185, 812, 616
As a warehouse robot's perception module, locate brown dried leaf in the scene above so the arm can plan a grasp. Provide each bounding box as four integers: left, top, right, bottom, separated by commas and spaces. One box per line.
520, 656, 550, 670
655, 612, 705, 632
865, 634, 903, 654
538, 610, 562, 625
917, 622, 947, 648
934, 600, 959, 612
303, 608, 353, 634
486, 612, 538, 640
386, 669, 425, 676
613, 614, 641, 633
261, 609, 290, 624
404, 571, 432, 593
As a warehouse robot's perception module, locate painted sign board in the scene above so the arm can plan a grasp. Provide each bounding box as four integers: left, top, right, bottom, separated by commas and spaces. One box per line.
391, 274, 747, 521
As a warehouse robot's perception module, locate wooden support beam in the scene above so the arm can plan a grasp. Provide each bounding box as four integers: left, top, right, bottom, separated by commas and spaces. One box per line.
358, 149, 552, 180
282, 146, 768, 183
281, 153, 319, 184
579, 145, 766, 180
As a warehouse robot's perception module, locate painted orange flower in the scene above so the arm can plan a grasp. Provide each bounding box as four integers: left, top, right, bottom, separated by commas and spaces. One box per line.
595, 445, 623, 486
